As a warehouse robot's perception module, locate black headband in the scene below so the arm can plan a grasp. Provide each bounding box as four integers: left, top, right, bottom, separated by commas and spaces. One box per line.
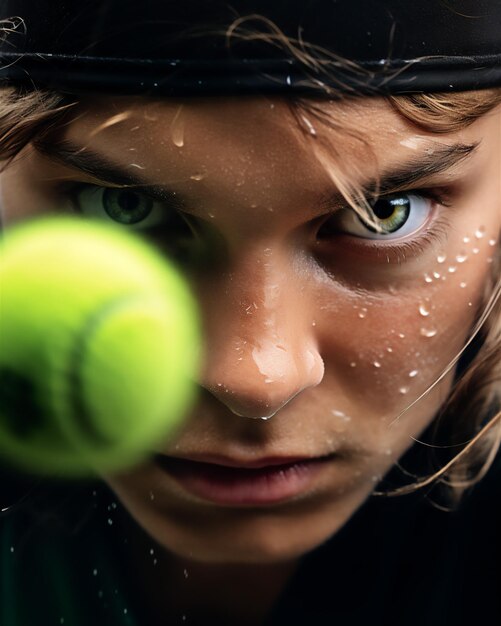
0, 0, 500, 96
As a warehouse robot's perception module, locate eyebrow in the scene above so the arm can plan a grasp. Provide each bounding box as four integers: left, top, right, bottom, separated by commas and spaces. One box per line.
35, 137, 479, 210
366, 141, 479, 196
34, 138, 186, 207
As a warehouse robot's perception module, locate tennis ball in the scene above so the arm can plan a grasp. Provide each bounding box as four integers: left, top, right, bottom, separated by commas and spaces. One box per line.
0, 216, 199, 477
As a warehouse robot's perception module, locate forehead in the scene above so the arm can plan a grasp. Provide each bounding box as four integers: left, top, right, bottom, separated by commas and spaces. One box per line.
65, 96, 413, 162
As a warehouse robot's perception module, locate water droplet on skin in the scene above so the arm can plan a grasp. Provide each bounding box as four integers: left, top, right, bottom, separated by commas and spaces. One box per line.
350, 362, 357, 368
358, 308, 368, 319
488, 239, 497, 247
409, 370, 419, 378
386, 347, 393, 353
437, 254, 446, 263
332, 410, 351, 421
418, 304, 430, 317
475, 226, 486, 239
456, 253, 468, 263
460, 282, 467, 288
385, 448, 392, 456
149, 549, 154, 556
448, 266, 457, 273
398, 333, 405, 339
420, 328, 437, 338
472, 247, 479, 254
433, 271, 441, 279
463, 236, 470, 244
399, 387, 409, 395
373, 361, 382, 368
107, 518, 113, 526
171, 105, 185, 147
312, 321, 316, 327
301, 115, 317, 136
190, 173, 205, 181
424, 273, 433, 284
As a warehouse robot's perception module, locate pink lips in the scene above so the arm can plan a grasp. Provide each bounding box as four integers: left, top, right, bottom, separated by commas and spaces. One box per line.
155, 454, 334, 506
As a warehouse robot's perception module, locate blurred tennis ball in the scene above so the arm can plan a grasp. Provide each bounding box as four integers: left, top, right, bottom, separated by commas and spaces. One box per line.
0, 216, 199, 477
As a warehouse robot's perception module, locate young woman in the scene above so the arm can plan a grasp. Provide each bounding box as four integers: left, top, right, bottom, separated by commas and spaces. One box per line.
0, 2, 500, 625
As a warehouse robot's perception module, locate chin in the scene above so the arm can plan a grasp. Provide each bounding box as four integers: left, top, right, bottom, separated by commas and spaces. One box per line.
111, 479, 374, 565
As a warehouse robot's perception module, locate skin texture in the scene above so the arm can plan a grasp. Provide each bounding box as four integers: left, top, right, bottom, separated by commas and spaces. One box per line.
1, 96, 500, 623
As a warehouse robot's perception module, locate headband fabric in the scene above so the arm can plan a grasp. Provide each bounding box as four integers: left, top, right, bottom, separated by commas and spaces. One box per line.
0, 0, 500, 96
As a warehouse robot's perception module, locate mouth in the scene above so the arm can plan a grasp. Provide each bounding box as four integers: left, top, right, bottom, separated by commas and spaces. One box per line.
154, 453, 337, 506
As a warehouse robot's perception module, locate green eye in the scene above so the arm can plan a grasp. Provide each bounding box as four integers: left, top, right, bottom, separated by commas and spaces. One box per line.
73, 185, 164, 230
317, 193, 431, 241
365, 196, 411, 234
102, 188, 153, 225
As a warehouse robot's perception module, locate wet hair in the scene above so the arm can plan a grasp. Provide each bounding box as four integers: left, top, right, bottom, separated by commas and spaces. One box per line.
0, 16, 500, 507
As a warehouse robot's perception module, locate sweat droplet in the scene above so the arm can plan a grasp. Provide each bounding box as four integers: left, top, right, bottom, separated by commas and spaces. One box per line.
332, 410, 351, 422
472, 247, 479, 254
358, 308, 368, 319
350, 362, 357, 368
489, 239, 497, 247
170, 105, 185, 147
409, 370, 419, 378
448, 266, 457, 274
463, 236, 470, 244
433, 271, 441, 279
373, 361, 381, 368
437, 254, 446, 263
424, 273, 433, 284
475, 226, 485, 239
420, 328, 437, 338
418, 304, 430, 317
190, 173, 205, 181
460, 282, 467, 288
456, 253, 468, 263
301, 115, 317, 136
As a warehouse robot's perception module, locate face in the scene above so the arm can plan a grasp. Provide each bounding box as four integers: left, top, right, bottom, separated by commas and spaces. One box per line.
1, 95, 500, 564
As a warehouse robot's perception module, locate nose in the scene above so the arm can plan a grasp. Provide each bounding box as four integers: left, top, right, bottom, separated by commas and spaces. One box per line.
198, 247, 324, 419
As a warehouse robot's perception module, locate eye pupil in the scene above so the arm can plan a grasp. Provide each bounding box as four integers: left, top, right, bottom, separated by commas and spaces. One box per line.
372, 197, 408, 220
103, 189, 153, 224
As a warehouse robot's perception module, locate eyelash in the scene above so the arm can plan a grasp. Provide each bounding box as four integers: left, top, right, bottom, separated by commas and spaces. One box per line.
63, 181, 453, 266
317, 187, 453, 263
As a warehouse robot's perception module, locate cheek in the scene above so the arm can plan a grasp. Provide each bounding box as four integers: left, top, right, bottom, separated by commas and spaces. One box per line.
315, 228, 496, 423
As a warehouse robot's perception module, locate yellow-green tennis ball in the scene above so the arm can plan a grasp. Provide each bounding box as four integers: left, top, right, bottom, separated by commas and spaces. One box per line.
0, 216, 199, 477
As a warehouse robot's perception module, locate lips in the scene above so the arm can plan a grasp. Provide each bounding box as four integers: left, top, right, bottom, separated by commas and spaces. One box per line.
154, 453, 335, 506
